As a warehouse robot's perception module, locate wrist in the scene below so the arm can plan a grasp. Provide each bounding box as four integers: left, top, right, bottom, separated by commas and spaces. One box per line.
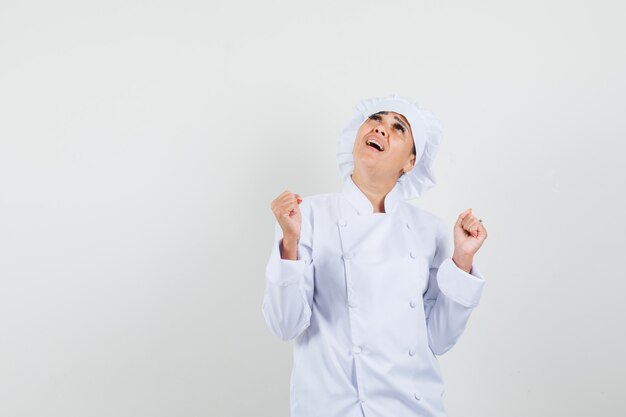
280, 234, 299, 261
452, 251, 473, 273
282, 234, 299, 245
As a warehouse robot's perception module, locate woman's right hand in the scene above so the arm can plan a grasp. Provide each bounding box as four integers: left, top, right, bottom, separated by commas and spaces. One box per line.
271, 191, 302, 240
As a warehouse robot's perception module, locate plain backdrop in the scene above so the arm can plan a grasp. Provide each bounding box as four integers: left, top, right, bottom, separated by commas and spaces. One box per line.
1, 1, 625, 416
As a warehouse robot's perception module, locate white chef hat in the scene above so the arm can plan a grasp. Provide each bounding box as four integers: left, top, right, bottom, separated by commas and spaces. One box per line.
336, 93, 443, 200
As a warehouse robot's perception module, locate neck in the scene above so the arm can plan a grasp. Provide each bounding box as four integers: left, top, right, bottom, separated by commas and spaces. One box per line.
351, 170, 397, 213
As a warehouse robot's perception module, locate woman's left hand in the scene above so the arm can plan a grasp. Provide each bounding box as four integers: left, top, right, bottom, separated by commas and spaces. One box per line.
452, 208, 488, 267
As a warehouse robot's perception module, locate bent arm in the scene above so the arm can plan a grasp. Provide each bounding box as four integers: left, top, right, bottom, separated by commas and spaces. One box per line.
423, 218, 486, 356
261, 219, 314, 341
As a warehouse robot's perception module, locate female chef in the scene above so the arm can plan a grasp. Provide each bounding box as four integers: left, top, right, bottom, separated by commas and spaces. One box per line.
262, 93, 488, 417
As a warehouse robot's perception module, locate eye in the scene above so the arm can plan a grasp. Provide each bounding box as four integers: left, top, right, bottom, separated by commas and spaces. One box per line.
368, 114, 382, 121
394, 123, 405, 133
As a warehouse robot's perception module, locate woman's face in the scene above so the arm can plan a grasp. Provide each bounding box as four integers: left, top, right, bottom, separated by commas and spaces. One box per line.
352, 111, 416, 180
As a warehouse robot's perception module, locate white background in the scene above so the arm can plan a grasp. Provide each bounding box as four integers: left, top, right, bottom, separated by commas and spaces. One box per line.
1, 1, 624, 416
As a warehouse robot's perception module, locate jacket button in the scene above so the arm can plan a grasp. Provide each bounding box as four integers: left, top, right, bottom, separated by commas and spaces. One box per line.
338, 219, 347, 227
409, 299, 417, 308
414, 393, 421, 401
352, 346, 362, 354
409, 347, 416, 356
348, 300, 358, 308
406, 222, 411, 229
409, 251, 416, 259
343, 251, 355, 260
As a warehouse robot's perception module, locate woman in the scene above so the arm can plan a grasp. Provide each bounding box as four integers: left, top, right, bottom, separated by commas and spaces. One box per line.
262, 93, 488, 417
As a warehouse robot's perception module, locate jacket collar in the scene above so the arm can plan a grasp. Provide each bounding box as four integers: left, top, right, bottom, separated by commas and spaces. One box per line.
341, 174, 402, 215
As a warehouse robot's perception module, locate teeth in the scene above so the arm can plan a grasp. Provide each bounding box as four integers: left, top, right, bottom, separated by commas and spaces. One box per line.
366, 138, 383, 151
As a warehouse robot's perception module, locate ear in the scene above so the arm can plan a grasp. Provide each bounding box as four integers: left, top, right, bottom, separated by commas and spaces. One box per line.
402, 154, 416, 174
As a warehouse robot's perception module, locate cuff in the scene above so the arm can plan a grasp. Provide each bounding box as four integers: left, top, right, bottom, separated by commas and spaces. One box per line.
436, 257, 486, 308
265, 238, 310, 286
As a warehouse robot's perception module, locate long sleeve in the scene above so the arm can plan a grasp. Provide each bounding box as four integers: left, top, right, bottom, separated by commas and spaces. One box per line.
261, 215, 315, 342
423, 218, 486, 356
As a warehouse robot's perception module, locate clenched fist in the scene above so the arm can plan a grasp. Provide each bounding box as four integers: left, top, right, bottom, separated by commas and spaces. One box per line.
452, 208, 488, 273
271, 191, 303, 260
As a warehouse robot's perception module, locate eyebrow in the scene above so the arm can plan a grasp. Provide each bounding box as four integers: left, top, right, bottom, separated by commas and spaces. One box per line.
373, 111, 409, 132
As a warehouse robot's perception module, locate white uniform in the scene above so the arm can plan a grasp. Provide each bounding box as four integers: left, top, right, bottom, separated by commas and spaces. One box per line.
262, 174, 486, 417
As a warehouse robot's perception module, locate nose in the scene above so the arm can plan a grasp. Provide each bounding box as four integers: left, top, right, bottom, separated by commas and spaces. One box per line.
374, 126, 387, 137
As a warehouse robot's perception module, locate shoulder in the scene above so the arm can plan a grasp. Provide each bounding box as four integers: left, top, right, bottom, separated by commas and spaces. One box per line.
400, 202, 450, 245
292, 189, 339, 215
295, 191, 338, 226
297, 192, 336, 211
401, 202, 445, 229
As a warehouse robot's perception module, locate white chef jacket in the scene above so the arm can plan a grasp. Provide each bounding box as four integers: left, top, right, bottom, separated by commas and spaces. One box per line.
262, 174, 486, 417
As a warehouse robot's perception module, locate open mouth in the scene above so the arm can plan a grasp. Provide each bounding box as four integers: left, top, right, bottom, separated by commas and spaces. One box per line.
366, 138, 384, 152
